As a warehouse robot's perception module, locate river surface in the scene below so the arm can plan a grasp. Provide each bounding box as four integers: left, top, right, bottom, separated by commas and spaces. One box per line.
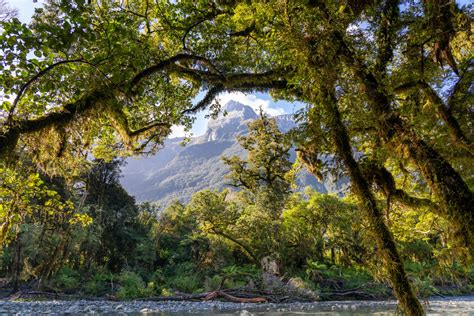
0, 295, 473, 315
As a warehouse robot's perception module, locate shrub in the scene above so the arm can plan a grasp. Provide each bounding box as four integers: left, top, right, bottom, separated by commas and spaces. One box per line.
84, 272, 112, 297
116, 271, 155, 299
169, 275, 200, 293
50, 267, 80, 293
204, 275, 223, 291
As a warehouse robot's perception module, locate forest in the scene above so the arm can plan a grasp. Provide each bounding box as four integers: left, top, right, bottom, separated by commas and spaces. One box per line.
0, 0, 472, 315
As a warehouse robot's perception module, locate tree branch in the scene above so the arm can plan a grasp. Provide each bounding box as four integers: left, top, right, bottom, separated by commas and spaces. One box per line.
417, 81, 472, 153
447, 64, 473, 111
374, 0, 399, 76
8, 59, 86, 124
129, 53, 219, 89
362, 161, 438, 210
182, 8, 225, 51
210, 227, 258, 264
1, 90, 111, 159
182, 85, 224, 114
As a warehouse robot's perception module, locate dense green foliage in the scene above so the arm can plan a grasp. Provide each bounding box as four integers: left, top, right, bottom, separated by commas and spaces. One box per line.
1, 118, 472, 302
0, 0, 472, 313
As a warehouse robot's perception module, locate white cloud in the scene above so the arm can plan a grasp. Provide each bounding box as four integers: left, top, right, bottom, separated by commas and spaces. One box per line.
168, 93, 288, 139
169, 125, 186, 138
216, 92, 286, 116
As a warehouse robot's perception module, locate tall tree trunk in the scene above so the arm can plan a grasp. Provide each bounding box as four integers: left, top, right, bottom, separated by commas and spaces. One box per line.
337, 35, 474, 248
303, 87, 424, 315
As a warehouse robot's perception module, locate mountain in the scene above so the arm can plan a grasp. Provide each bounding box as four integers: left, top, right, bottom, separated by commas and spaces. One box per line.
120, 101, 347, 206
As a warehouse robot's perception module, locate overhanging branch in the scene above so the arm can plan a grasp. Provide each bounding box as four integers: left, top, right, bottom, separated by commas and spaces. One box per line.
8, 59, 86, 124
130, 53, 221, 89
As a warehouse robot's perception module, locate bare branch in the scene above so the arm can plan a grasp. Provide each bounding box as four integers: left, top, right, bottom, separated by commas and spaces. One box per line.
0, 0, 18, 22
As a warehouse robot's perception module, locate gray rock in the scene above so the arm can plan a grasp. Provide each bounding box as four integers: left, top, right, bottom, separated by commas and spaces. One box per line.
140, 307, 153, 313
65, 304, 81, 314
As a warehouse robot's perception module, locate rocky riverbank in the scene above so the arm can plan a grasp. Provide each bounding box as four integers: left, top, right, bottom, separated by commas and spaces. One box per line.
0, 296, 473, 315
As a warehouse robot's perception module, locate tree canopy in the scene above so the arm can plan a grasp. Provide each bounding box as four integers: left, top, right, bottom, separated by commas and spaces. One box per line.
1, 0, 472, 314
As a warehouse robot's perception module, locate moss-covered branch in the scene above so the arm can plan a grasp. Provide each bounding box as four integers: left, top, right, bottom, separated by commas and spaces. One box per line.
374, 0, 399, 76
0, 90, 111, 160
417, 81, 472, 153
333, 29, 474, 250
361, 160, 438, 210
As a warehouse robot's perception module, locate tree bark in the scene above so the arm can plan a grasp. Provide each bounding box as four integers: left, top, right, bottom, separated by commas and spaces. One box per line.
304, 86, 424, 315
361, 160, 439, 210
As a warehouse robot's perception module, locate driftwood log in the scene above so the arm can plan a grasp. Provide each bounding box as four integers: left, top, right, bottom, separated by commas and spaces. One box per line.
146, 287, 319, 303
204, 290, 267, 303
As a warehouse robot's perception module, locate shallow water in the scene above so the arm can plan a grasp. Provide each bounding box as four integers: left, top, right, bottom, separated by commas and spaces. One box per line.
115, 297, 474, 315
156, 297, 474, 315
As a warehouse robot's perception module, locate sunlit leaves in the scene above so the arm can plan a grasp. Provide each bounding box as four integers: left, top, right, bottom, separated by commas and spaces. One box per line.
0, 164, 91, 245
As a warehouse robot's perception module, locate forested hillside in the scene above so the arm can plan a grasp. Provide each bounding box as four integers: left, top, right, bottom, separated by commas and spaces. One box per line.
0, 1, 472, 314
121, 100, 346, 205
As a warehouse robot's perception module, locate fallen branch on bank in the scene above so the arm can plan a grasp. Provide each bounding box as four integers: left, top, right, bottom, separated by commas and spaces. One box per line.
204, 290, 268, 303
147, 289, 269, 303
146, 287, 317, 303
5, 290, 75, 300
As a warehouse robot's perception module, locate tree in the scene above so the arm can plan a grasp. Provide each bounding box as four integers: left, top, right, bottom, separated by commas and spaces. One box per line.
187, 114, 293, 265
0, 162, 88, 246
187, 190, 257, 263
1, 1, 469, 242
224, 113, 292, 259
223, 112, 293, 216
282, 189, 365, 269
0, 161, 91, 288
1, 1, 472, 312
0, 0, 284, 168
82, 159, 143, 272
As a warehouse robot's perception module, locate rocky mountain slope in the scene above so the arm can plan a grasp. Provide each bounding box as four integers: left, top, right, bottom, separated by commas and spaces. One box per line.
120, 101, 347, 206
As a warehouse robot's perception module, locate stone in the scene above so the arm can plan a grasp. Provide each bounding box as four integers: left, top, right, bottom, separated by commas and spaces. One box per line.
261, 256, 280, 275
285, 277, 319, 300
140, 308, 153, 313
65, 304, 81, 314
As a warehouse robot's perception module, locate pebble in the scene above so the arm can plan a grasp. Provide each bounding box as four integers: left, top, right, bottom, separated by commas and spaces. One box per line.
0, 296, 471, 314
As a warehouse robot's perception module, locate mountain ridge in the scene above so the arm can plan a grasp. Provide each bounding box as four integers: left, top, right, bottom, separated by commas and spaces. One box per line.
120, 101, 346, 206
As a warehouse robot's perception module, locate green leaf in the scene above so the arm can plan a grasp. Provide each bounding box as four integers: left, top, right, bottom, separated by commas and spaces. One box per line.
2, 101, 11, 111
7, 36, 17, 46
